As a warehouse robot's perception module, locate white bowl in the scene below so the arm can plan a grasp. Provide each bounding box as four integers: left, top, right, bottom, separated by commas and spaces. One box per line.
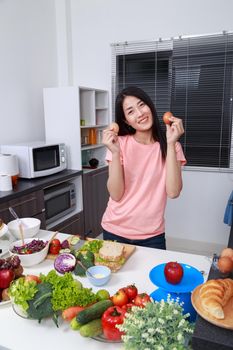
9, 237, 49, 267
86, 265, 111, 286
7, 218, 41, 239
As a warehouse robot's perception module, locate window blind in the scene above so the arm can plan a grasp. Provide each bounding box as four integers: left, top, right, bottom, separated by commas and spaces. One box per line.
111, 32, 233, 172
171, 33, 233, 170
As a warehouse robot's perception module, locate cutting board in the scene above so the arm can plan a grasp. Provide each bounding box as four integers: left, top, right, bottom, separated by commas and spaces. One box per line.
86, 237, 136, 272
47, 236, 136, 272
191, 284, 233, 330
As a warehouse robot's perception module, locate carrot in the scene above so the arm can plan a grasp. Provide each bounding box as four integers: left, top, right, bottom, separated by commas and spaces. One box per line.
62, 305, 85, 321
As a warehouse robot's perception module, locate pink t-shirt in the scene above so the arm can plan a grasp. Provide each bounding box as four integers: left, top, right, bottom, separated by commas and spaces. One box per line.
101, 135, 186, 239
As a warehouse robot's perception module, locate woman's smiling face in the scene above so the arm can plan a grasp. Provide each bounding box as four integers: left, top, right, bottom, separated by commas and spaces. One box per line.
122, 95, 153, 131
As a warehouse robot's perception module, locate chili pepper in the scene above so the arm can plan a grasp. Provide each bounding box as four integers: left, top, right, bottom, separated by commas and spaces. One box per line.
101, 306, 126, 341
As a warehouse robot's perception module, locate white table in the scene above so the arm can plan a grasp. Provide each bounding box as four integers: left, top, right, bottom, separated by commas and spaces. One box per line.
0, 230, 211, 350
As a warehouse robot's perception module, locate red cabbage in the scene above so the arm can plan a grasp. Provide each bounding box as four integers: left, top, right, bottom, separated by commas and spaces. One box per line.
54, 253, 76, 274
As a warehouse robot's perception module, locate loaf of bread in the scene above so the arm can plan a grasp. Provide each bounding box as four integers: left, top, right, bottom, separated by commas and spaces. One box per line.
199, 278, 233, 319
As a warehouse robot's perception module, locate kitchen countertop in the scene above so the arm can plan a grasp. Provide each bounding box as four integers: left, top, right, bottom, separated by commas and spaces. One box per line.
0, 169, 82, 202
0, 230, 211, 350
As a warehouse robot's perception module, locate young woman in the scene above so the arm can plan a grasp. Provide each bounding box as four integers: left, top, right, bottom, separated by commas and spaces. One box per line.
101, 86, 186, 249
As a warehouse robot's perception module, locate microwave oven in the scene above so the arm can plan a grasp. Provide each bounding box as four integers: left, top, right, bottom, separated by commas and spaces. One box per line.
44, 182, 76, 225
0, 142, 67, 178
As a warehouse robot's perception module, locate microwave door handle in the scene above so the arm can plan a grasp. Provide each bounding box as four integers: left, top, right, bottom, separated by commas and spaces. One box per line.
44, 187, 68, 201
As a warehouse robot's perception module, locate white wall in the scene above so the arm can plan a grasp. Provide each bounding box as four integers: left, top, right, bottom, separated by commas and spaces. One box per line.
69, 0, 233, 247
0, 0, 58, 144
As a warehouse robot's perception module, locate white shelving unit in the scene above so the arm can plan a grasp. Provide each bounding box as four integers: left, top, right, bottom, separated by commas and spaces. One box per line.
43, 86, 109, 170
79, 87, 109, 168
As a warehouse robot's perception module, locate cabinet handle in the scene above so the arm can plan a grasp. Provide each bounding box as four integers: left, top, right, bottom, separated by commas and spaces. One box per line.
11, 197, 37, 207
59, 216, 81, 231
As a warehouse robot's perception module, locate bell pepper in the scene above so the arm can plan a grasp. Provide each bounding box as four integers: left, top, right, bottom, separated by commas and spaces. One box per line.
101, 306, 126, 341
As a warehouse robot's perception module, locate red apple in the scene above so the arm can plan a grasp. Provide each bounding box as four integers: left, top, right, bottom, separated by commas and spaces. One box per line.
0, 269, 15, 289
164, 262, 184, 284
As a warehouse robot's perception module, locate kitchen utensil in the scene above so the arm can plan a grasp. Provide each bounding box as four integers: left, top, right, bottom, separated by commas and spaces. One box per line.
9, 207, 25, 245
48, 231, 58, 245
75, 260, 96, 278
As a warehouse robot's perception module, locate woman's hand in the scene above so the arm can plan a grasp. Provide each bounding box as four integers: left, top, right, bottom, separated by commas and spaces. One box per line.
102, 127, 120, 154
166, 116, 184, 144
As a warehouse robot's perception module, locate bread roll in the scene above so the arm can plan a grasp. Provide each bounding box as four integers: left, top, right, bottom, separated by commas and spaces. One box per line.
199, 278, 233, 319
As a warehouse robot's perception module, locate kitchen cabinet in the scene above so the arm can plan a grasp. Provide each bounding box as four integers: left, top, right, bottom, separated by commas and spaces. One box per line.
0, 170, 84, 236
0, 190, 46, 228
48, 212, 84, 236
82, 166, 109, 237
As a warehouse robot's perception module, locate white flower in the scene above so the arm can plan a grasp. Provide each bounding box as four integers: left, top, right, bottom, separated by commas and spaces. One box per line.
142, 333, 149, 338
157, 346, 164, 350
158, 318, 165, 324
178, 319, 185, 327
177, 333, 184, 342
119, 299, 194, 349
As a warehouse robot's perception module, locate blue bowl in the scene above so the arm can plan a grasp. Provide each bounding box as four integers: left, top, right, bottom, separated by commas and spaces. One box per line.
86, 265, 111, 286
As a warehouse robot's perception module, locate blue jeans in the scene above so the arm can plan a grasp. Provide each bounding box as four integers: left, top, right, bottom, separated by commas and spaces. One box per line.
102, 229, 166, 250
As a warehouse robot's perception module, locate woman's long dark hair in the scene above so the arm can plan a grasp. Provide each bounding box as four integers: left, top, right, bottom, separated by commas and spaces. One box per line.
115, 86, 167, 160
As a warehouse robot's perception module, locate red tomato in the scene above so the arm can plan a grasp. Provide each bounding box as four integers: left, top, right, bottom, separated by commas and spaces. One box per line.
163, 111, 173, 125
49, 239, 61, 255
164, 261, 184, 284
122, 284, 138, 301
102, 306, 126, 341
122, 303, 135, 312
111, 289, 129, 307
25, 275, 41, 284
133, 293, 151, 307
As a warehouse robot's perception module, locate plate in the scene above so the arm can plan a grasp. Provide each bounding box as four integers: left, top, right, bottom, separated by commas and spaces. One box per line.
91, 333, 122, 343
12, 303, 30, 319
149, 263, 204, 293
0, 299, 11, 307
191, 284, 233, 330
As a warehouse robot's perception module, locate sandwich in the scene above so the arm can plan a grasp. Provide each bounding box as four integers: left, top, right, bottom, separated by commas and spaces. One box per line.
94, 240, 126, 272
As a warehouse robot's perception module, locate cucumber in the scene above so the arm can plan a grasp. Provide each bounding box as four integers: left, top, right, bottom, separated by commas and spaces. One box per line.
79, 319, 102, 337
77, 299, 113, 325
70, 317, 82, 331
